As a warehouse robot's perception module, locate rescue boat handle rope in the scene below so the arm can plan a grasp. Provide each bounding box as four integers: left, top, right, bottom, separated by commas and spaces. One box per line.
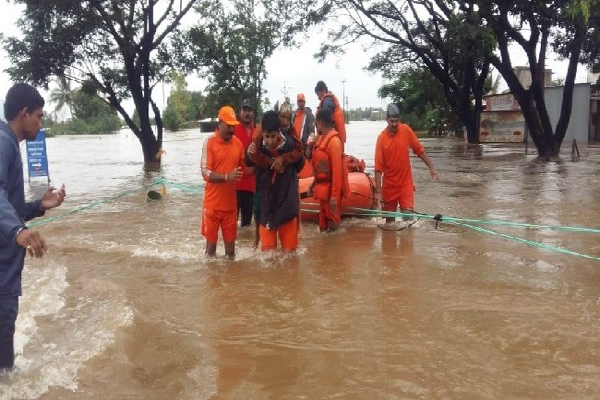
24, 178, 600, 262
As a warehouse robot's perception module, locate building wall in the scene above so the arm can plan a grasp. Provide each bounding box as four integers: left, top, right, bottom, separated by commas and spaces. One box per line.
543, 83, 590, 145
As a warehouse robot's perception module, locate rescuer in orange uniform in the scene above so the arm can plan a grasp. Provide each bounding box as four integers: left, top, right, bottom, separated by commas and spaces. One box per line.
374, 104, 439, 223
314, 81, 346, 145
292, 93, 315, 146
307, 108, 349, 232
200, 106, 247, 259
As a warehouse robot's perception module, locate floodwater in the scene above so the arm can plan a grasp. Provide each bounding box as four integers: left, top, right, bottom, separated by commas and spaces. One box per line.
1, 121, 600, 400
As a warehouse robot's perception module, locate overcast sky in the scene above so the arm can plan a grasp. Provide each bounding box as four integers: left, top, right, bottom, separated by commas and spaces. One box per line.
0, 2, 591, 116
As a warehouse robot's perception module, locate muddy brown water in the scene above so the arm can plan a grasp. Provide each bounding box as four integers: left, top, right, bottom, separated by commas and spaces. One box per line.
1, 122, 599, 400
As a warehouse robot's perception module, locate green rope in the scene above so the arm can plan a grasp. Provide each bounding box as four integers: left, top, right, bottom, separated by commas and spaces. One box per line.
343, 207, 600, 234
447, 220, 600, 262
24, 178, 600, 262
161, 179, 203, 194
27, 180, 163, 228
341, 206, 600, 262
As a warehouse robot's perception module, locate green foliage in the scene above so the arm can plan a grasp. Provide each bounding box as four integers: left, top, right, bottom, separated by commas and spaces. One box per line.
479, 0, 591, 156
378, 67, 460, 132
162, 106, 181, 132
52, 89, 123, 134
162, 72, 206, 131
3, 0, 198, 163
574, 0, 600, 72
187, 0, 325, 116
326, 0, 491, 143
49, 73, 73, 118
347, 107, 384, 121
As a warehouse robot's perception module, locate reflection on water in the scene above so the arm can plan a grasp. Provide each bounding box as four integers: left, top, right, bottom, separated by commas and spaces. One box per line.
1, 122, 600, 400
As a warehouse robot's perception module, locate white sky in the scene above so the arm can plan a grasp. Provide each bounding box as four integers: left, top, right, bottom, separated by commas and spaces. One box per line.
0, 2, 591, 116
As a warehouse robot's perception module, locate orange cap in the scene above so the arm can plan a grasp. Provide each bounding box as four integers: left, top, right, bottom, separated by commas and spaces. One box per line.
297, 93, 305, 101
218, 106, 240, 126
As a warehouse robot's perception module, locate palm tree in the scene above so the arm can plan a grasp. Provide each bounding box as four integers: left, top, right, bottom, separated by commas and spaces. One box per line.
49, 73, 73, 120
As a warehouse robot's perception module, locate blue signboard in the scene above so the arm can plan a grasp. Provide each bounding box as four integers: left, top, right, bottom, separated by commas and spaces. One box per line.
26, 129, 50, 180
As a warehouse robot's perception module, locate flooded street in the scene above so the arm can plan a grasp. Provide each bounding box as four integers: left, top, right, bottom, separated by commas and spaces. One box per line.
1, 121, 600, 399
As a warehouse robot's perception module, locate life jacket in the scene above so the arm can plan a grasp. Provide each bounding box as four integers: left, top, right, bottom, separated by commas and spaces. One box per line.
311, 130, 339, 183
318, 92, 346, 143
345, 155, 366, 173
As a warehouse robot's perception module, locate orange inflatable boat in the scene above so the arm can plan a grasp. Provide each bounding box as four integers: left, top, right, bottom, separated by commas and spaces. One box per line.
298, 155, 376, 220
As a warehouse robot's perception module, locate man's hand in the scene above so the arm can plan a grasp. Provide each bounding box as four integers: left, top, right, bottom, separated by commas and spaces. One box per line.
430, 167, 440, 181
40, 184, 66, 212
228, 167, 243, 182
374, 190, 382, 208
307, 183, 314, 198
271, 156, 284, 173
247, 142, 256, 155
16, 229, 47, 258
330, 198, 338, 213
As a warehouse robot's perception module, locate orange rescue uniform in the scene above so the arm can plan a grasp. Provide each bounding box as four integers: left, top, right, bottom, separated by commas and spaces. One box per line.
311, 129, 349, 230
317, 92, 346, 144
292, 109, 304, 140
374, 124, 425, 212
260, 218, 299, 251
200, 133, 245, 243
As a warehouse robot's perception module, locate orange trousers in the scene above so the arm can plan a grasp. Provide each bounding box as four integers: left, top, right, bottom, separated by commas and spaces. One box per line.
381, 186, 415, 212
201, 208, 238, 243
318, 196, 341, 231
259, 218, 298, 251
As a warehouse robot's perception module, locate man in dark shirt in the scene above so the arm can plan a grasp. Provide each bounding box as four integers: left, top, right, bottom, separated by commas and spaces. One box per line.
0, 83, 66, 371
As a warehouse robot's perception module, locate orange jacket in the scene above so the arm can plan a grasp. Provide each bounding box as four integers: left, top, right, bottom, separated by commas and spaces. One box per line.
311, 129, 349, 200
292, 109, 304, 140
200, 133, 245, 211
374, 124, 425, 193
317, 92, 346, 144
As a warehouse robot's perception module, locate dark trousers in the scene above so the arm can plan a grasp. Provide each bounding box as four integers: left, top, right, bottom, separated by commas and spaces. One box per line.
237, 190, 254, 227
0, 296, 18, 369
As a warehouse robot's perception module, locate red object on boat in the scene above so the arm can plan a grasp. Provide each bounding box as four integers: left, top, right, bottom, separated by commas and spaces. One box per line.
299, 172, 376, 221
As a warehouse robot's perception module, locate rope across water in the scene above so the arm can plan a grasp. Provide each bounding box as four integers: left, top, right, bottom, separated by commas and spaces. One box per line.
26, 178, 600, 262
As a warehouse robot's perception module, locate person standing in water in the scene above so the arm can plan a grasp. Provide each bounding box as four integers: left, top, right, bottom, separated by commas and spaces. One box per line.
200, 106, 246, 259
374, 104, 439, 223
0, 83, 66, 371
233, 99, 256, 228
246, 111, 304, 252
307, 109, 348, 232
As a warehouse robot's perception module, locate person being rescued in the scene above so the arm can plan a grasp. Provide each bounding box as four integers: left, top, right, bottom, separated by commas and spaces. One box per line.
306, 108, 350, 233
246, 110, 305, 252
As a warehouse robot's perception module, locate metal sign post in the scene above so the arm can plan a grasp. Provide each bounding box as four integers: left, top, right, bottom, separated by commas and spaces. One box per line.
26, 129, 50, 183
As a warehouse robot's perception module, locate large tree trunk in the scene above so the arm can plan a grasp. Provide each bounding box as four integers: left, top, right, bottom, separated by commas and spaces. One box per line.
139, 129, 161, 171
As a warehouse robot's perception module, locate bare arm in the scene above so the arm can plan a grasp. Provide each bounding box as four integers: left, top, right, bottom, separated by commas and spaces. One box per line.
418, 152, 439, 181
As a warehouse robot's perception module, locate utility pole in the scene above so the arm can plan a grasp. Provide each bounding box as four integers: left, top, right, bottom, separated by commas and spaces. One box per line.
341, 79, 348, 123
281, 81, 290, 103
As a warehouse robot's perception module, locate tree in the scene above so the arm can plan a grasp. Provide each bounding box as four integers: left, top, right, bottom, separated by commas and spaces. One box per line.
4, 0, 196, 169
49, 73, 73, 120
163, 72, 192, 131
66, 89, 122, 134
478, 0, 591, 159
163, 72, 206, 131
187, 0, 328, 117
378, 67, 455, 132
320, 0, 493, 143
